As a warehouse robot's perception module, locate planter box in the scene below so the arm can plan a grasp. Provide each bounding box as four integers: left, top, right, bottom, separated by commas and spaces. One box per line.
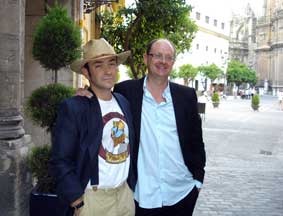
30, 187, 72, 216
212, 102, 219, 108
252, 105, 259, 111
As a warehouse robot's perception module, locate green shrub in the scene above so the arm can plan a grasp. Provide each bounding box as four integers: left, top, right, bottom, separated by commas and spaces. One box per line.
251, 94, 260, 106
27, 145, 55, 193
211, 92, 220, 103
32, 3, 82, 82
24, 83, 75, 132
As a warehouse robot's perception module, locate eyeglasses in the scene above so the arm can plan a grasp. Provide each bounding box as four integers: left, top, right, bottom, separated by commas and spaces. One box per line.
148, 53, 175, 63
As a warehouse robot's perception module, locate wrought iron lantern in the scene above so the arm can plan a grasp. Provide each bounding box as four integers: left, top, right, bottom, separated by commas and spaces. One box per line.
84, 0, 119, 13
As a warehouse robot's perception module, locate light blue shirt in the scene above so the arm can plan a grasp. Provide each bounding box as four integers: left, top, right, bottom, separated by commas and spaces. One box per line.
134, 77, 201, 208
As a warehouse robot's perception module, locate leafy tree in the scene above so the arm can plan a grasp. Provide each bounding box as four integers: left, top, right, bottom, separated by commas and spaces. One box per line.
98, 0, 197, 79
227, 60, 243, 87
116, 71, 121, 83
198, 64, 223, 83
246, 69, 257, 87
178, 64, 198, 86
169, 69, 178, 80
24, 83, 75, 132
227, 60, 257, 88
32, 3, 82, 83
126, 66, 144, 79
27, 145, 55, 193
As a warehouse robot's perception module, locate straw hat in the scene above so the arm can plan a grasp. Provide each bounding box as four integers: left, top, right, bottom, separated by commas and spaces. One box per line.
70, 38, 131, 73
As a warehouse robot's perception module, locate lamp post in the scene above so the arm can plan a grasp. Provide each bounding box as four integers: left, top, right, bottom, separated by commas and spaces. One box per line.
84, 0, 119, 13
221, 54, 229, 96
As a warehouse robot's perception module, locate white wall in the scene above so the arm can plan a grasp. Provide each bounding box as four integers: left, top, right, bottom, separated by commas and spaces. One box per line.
174, 3, 230, 90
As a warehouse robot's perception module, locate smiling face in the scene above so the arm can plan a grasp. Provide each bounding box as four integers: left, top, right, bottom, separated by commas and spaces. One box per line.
144, 39, 176, 80
82, 56, 118, 98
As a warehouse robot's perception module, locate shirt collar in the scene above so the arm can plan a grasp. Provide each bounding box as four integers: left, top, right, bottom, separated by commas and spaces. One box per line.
143, 76, 172, 102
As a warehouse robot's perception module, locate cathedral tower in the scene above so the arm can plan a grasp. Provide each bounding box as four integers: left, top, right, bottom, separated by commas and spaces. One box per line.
256, 0, 283, 93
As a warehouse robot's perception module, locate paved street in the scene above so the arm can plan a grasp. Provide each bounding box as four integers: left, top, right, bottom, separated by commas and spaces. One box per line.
194, 95, 283, 216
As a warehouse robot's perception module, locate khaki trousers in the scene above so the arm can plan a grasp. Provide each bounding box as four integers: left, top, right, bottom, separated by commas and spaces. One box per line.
75, 182, 135, 216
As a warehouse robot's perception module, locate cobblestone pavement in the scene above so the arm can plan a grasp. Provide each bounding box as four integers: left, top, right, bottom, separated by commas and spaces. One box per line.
194, 95, 283, 216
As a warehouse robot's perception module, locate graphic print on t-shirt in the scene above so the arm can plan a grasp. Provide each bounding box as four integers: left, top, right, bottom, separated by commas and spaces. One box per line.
99, 112, 130, 164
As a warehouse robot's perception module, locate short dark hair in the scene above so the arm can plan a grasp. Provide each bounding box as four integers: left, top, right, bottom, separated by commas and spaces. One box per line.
146, 38, 176, 56
83, 63, 89, 71
83, 63, 91, 77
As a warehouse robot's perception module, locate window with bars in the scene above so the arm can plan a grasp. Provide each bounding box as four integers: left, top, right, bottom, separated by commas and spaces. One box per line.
205, 16, 209, 24
196, 12, 201, 20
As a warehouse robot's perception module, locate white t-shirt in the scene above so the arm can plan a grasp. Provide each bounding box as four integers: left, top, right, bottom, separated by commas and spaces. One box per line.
86, 96, 130, 189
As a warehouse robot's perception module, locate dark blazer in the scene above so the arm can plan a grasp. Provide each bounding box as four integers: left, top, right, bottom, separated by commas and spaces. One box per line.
50, 91, 135, 207
114, 77, 206, 183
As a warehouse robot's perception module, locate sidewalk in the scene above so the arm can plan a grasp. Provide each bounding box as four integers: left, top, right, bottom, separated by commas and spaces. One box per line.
194, 95, 283, 216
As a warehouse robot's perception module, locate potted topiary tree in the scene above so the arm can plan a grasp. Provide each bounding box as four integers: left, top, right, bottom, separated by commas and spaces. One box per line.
25, 83, 76, 133
211, 92, 220, 108
32, 2, 81, 83
27, 144, 71, 215
27, 145, 55, 193
251, 94, 260, 111
25, 83, 75, 216
26, 2, 81, 215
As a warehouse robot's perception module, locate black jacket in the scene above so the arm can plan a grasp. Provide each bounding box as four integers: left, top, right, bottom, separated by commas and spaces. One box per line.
50, 92, 136, 214
114, 77, 206, 183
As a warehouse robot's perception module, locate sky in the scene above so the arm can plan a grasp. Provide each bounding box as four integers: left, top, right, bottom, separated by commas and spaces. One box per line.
188, 0, 264, 18
126, 0, 265, 19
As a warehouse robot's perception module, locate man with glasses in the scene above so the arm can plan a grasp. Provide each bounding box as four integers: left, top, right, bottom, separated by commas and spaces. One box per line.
115, 38, 206, 216
78, 38, 206, 216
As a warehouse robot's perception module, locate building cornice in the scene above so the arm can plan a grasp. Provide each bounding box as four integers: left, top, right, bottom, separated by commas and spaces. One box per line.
229, 47, 249, 52
255, 45, 271, 52
271, 9, 283, 21
198, 26, 229, 40
271, 41, 283, 49
229, 41, 249, 51
257, 16, 271, 27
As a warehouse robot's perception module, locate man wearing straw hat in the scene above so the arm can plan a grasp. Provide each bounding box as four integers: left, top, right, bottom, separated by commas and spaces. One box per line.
50, 38, 136, 216
77, 38, 206, 216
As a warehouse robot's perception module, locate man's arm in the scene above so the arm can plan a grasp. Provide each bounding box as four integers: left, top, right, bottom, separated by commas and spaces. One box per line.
75, 86, 93, 98
49, 100, 84, 205
113, 81, 129, 97
190, 89, 206, 183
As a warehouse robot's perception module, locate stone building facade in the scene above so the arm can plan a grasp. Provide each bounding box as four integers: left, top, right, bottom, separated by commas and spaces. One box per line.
25, 0, 83, 148
230, 0, 283, 94
256, 0, 283, 94
0, 1, 32, 215
229, 4, 257, 71
1, 1, 125, 214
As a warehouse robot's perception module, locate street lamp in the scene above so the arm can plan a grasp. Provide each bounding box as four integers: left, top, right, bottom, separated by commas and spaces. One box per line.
221, 54, 229, 96
84, 0, 119, 13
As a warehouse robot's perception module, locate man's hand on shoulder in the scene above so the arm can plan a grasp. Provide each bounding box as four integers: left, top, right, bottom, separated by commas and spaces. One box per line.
75, 85, 93, 98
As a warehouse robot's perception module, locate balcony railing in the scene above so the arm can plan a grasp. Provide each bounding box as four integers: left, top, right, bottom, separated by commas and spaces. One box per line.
257, 16, 271, 25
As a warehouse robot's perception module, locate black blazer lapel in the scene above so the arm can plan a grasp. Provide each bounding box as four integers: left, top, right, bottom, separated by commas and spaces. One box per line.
169, 82, 186, 151
87, 94, 103, 161
134, 77, 145, 144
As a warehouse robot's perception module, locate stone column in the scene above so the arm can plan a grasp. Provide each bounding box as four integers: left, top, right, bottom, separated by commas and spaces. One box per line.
0, 0, 32, 216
